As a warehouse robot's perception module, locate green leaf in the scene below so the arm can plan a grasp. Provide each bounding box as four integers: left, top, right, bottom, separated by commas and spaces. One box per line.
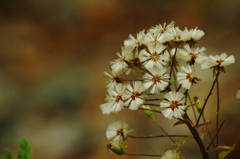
173, 120, 186, 127
196, 104, 203, 115
219, 151, 228, 159
142, 105, 154, 119
107, 144, 126, 156
195, 120, 213, 129
18, 139, 32, 159
218, 144, 236, 159
181, 135, 194, 146
0, 149, 13, 159
207, 143, 236, 157
173, 136, 193, 150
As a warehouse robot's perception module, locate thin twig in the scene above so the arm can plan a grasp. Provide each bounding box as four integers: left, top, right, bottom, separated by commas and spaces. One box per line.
207, 120, 225, 150
195, 73, 219, 126
169, 48, 178, 81
183, 113, 210, 159
187, 93, 197, 123
143, 103, 160, 106
145, 99, 160, 101
215, 75, 220, 158
128, 134, 191, 139
124, 153, 161, 157
138, 108, 162, 114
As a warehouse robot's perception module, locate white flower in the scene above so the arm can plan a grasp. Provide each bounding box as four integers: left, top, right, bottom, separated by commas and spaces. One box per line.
235, 89, 240, 99
106, 120, 132, 148
142, 32, 173, 46
142, 32, 160, 46
149, 21, 175, 34
143, 67, 169, 94
124, 81, 147, 110
124, 30, 145, 48
110, 46, 134, 74
100, 84, 126, 115
161, 150, 182, 159
177, 66, 200, 89
123, 49, 142, 75
139, 45, 169, 69
188, 27, 205, 41
170, 27, 191, 42
201, 53, 235, 70
167, 48, 179, 59
160, 91, 187, 119
104, 71, 124, 90
178, 44, 207, 65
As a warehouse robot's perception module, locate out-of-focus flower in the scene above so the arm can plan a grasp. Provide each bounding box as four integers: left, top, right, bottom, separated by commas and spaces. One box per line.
106, 120, 132, 148
235, 89, 240, 99
104, 71, 124, 90
161, 150, 183, 159
100, 84, 126, 115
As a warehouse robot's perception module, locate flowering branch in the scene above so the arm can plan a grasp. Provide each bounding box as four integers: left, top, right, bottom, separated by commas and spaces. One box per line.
101, 21, 235, 159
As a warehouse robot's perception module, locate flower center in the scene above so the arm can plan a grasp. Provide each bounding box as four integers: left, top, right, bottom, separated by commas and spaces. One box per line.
116, 129, 124, 136
115, 95, 122, 102
151, 40, 160, 44
189, 53, 198, 59
131, 91, 141, 100
186, 73, 194, 82
216, 59, 224, 65
150, 52, 160, 61
152, 75, 162, 83
170, 100, 181, 110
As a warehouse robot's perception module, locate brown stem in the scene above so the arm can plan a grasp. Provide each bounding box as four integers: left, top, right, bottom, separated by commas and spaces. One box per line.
183, 113, 210, 159
195, 72, 219, 126
215, 75, 220, 158
207, 120, 225, 150
128, 134, 191, 139
124, 153, 161, 157
139, 107, 162, 114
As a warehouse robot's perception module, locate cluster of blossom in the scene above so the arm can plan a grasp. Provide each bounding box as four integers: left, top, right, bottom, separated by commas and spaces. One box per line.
100, 21, 235, 156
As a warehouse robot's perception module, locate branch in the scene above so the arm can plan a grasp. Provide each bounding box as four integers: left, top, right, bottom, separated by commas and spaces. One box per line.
128, 134, 191, 139
195, 72, 219, 126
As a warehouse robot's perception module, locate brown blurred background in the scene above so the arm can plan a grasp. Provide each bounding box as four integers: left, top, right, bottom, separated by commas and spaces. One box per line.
0, 0, 239, 158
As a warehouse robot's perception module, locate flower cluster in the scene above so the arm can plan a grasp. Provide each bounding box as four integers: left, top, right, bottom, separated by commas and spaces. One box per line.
101, 21, 235, 157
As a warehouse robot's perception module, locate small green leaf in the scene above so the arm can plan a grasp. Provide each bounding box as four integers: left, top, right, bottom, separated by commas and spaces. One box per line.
142, 105, 154, 119
0, 149, 13, 159
181, 135, 194, 145
173, 120, 186, 127
195, 120, 213, 129
219, 151, 228, 159
18, 139, 32, 159
107, 144, 126, 156
219, 144, 236, 159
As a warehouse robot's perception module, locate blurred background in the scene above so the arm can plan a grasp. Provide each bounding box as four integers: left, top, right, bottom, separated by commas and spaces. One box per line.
0, 0, 239, 158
